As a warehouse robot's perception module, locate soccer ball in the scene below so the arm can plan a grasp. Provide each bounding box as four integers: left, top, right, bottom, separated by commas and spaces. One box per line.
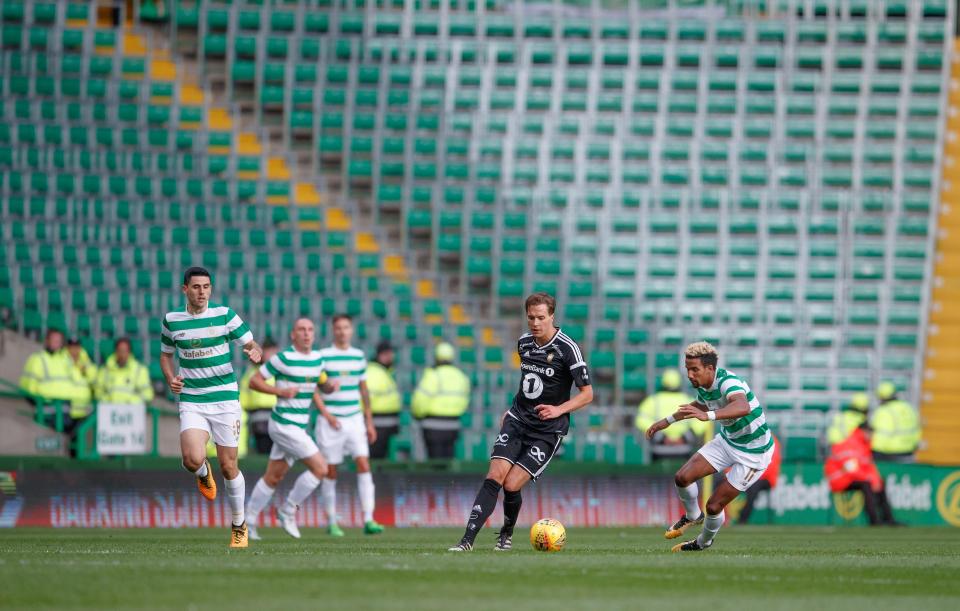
529, 518, 566, 552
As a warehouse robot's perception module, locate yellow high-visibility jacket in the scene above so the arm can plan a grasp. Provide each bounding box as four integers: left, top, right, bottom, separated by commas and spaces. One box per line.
635, 391, 708, 441
870, 400, 921, 455
96, 355, 154, 405
367, 362, 401, 415
411, 365, 470, 419
826, 410, 867, 446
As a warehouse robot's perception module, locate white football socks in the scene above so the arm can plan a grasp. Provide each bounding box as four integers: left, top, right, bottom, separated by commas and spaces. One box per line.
357, 472, 375, 523
246, 478, 276, 524
321, 478, 337, 525
697, 511, 724, 547
223, 472, 246, 527
284, 470, 322, 514
190, 462, 208, 478
676, 482, 702, 520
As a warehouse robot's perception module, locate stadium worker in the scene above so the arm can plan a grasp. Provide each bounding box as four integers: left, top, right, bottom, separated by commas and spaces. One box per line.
366, 341, 402, 460
870, 381, 921, 462
19, 329, 92, 438
95, 337, 154, 406
635, 368, 708, 460
449, 293, 592, 552
826, 392, 870, 446
316, 314, 385, 536
245, 318, 339, 540
159, 267, 263, 548
645, 341, 774, 552
825, 424, 901, 526
240, 340, 280, 454
411, 342, 471, 460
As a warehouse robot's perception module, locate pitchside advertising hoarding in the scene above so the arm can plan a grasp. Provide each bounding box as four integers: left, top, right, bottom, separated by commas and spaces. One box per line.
0, 465, 957, 528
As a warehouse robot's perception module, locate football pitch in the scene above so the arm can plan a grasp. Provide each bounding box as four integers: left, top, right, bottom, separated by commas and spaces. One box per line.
1, 527, 958, 610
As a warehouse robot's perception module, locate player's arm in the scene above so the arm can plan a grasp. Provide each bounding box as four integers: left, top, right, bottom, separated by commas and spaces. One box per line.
535, 358, 594, 420
537, 384, 593, 419
249, 370, 297, 399
645, 400, 707, 439
679, 393, 750, 422
223, 308, 260, 363
159, 351, 183, 394
312, 388, 341, 430
242, 339, 262, 364
359, 379, 377, 443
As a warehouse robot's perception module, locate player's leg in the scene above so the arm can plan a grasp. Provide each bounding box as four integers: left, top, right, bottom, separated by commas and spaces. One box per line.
180, 414, 217, 501
674, 447, 767, 552
354, 456, 384, 534
737, 479, 771, 525
449, 457, 512, 551
276, 451, 328, 539
246, 457, 291, 540
492, 431, 562, 551
671, 478, 740, 551
210, 412, 248, 548
347, 416, 384, 534
665, 449, 721, 539
493, 465, 533, 551
449, 416, 528, 551
315, 413, 347, 535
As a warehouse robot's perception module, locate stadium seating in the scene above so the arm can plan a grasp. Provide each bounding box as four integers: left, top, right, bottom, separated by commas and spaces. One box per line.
0, 0, 949, 462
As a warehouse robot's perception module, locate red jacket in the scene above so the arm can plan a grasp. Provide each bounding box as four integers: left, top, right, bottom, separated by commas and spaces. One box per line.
824, 428, 882, 493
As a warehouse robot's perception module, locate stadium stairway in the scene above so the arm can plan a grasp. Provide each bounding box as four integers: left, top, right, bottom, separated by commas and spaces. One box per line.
135, 12, 520, 369
920, 38, 960, 466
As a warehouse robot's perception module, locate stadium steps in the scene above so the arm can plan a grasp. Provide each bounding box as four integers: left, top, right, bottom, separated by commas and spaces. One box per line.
141, 12, 519, 353
919, 37, 960, 465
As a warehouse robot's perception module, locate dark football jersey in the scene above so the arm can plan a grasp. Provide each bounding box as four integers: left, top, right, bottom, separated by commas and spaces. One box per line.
508, 328, 591, 435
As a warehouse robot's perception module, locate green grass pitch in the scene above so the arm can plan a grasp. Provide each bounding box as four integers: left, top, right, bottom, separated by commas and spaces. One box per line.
1, 527, 958, 610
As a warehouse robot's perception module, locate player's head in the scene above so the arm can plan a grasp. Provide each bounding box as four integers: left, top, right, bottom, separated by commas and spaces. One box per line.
660, 369, 682, 392
44, 328, 64, 353
181, 267, 212, 311
683, 341, 718, 388
525, 292, 556, 340
331, 313, 353, 346
114, 337, 132, 366
375, 341, 394, 368
290, 318, 315, 351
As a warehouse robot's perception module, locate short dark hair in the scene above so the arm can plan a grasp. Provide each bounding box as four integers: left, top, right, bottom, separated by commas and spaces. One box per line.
46, 328, 64, 339
182, 266, 211, 286
525, 292, 556, 315
375, 341, 393, 355
332, 313, 352, 325
262, 338, 278, 350
114, 337, 132, 350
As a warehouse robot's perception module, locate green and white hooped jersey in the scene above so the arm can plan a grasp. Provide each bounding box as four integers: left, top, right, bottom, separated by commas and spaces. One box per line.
695, 368, 773, 454
318, 345, 367, 418
159, 304, 252, 412
261, 347, 325, 429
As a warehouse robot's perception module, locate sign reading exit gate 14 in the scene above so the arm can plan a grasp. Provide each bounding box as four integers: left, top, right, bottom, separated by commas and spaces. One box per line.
96, 403, 147, 455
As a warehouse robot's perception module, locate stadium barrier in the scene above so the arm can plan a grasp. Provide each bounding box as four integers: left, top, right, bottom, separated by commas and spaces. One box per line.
0, 460, 957, 528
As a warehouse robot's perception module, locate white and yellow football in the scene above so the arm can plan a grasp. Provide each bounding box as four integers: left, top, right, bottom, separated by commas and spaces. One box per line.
530, 518, 566, 552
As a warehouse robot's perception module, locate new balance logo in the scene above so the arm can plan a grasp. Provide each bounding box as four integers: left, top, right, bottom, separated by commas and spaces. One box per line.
529, 447, 546, 463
